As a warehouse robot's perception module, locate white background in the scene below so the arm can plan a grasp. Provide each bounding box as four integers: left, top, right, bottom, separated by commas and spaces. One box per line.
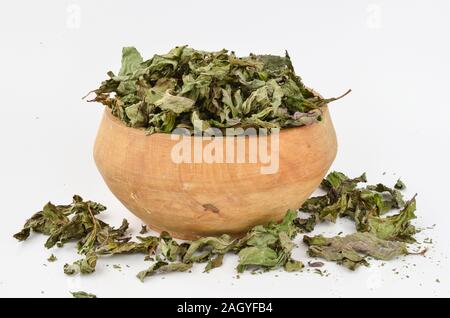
0, 0, 449, 298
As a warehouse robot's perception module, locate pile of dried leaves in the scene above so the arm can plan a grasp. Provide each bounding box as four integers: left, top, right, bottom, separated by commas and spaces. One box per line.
87, 46, 350, 134
14, 171, 421, 280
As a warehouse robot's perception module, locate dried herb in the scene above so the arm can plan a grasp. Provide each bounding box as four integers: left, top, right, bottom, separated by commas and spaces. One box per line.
137, 261, 192, 282
14, 195, 130, 275
64, 252, 97, 275
304, 232, 408, 270
136, 210, 302, 275
284, 260, 304, 272
14, 171, 423, 283
47, 254, 57, 262
71, 291, 97, 298
363, 195, 417, 243
394, 179, 406, 190
308, 261, 324, 268
298, 171, 414, 235
13, 195, 130, 253
235, 210, 302, 272
204, 254, 224, 273
96, 235, 160, 256
294, 214, 317, 233
139, 225, 148, 234
88, 46, 349, 134
14, 198, 302, 280
298, 171, 420, 269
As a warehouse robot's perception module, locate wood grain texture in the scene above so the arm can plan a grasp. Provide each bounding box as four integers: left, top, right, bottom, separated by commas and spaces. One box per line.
93, 107, 337, 239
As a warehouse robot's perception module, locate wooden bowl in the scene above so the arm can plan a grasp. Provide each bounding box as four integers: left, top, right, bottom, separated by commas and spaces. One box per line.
93, 107, 337, 240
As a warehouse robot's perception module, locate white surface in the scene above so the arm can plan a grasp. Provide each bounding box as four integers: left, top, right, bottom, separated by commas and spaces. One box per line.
0, 0, 449, 298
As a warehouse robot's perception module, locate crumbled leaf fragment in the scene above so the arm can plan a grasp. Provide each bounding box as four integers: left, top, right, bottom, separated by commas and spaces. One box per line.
284, 259, 304, 272
47, 254, 57, 262
71, 291, 97, 298
204, 254, 224, 272
394, 179, 406, 190
139, 225, 148, 234
308, 261, 324, 268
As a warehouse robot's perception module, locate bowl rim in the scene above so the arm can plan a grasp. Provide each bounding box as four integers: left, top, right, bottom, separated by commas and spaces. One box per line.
101, 104, 330, 140
100, 87, 331, 138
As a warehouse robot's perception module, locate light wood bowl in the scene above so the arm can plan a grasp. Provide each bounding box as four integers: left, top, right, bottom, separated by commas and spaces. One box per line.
93, 107, 337, 240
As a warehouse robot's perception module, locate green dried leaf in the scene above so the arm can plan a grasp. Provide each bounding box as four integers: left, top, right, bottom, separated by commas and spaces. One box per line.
119, 47, 143, 76
303, 232, 408, 270
294, 214, 318, 233
236, 210, 302, 272
158, 232, 187, 262
137, 261, 192, 282
204, 254, 224, 272
71, 291, 97, 298
365, 183, 405, 209
298, 171, 409, 233
183, 234, 235, 263
284, 259, 304, 272
154, 92, 195, 114
64, 252, 97, 275
237, 246, 279, 272
321, 171, 367, 193
13, 227, 31, 241
14, 196, 135, 275
14, 184, 420, 281
139, 225, 148, 234
47, 254, 57, 262
13, 196, 108, 250
394, 179, 406, 190
365, 195, 417, 243
96, 235, 160, 256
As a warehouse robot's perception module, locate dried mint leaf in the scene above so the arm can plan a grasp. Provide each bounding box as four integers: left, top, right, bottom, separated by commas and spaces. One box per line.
298, 171, 409, 233
204, 254, 224, 272
364, 195, 417, 243
297, 172, 420, 269
137, 261, 193, 282
14, 196, 304, 280
139, 225, 148, 234
14, 195, 129, 275
284, 259, 304, 272
95, 235, 160, 256
294, 214, 318, 233
183, 234, 236, 263
236, 210, 302, 272
71, 291, 97, 298
13, 195, 110, 251
64, 252, 97, 275
14, 177, 421, 281
394, 179, 406, 190
88, 46, 349, 134
303, 232, 408, 270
